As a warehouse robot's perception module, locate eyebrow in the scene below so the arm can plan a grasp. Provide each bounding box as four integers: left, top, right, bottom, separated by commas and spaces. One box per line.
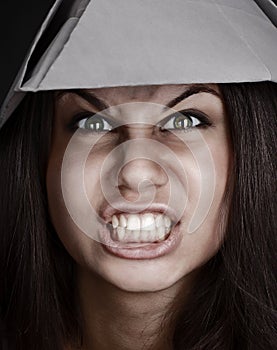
164, 84, 221, 110
57, 89, 109, 110
56, 84, 221, 111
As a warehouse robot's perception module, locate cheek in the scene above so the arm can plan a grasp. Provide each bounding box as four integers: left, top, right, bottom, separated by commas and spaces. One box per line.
172, 131, 231, 233
173, 131, 231, 266
46, 146, 110, 271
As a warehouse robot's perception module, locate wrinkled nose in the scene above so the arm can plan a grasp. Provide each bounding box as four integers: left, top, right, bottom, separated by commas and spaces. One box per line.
117, 133, 169, 198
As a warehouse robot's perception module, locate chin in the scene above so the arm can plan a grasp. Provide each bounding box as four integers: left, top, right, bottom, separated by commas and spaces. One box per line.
91, 256, 196, 293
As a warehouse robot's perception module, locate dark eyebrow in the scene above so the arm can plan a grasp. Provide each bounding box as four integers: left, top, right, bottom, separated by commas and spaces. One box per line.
56, 89, 109, 110
164, 84, 221, 110
56, 84, 221, 111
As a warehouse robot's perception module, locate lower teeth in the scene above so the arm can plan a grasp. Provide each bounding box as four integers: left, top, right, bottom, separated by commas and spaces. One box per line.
109, 225, 171, 243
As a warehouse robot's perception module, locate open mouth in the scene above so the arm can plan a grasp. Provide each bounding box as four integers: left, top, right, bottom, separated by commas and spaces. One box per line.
107, 212, 174, 244
100, 212, 182, 259
98, 203, 183, 259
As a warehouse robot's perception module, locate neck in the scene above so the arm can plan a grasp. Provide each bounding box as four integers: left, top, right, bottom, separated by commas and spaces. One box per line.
73, 267, 195, 350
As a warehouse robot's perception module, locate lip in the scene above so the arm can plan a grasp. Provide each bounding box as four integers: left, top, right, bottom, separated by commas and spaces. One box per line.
98, 203, 182, 259
99, 221, 182, 260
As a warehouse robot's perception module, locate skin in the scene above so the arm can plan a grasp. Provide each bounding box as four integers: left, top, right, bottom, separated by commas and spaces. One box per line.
46, 84, 232, 349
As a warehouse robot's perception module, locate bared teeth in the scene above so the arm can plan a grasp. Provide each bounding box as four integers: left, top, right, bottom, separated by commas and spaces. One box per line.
155, 214, 164, 228
119, 214, 127, 228
164, 215, 171, 228
133, 230, 140, 241
157, 226, 166, 239
117, 227, 125, 240
126, 214, 141, 230
112, 215, 119, 228
108, 212, 173, 243
140, 213, 156, 230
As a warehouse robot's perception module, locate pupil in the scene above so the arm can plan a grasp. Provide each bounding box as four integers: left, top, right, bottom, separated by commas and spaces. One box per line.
174, 115, 191, 129
85, 116, 104, 131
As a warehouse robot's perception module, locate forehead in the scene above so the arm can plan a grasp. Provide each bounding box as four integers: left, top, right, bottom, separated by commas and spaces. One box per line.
80, 84, 220, 104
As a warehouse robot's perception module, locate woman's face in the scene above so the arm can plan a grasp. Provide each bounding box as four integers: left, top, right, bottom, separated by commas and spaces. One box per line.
46, 84, 231, 292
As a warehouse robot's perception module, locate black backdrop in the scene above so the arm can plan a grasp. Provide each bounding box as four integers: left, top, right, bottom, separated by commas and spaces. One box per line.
0, 0, 55, 106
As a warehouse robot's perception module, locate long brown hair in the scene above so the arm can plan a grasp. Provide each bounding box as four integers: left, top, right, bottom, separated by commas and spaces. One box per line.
0, 82, 276, 349
172, 82, 277, 349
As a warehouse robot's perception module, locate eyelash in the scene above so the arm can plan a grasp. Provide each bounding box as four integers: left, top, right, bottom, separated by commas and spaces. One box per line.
159, 109, 212, 132
69, 112, 114, 132
69, 109, 212, 133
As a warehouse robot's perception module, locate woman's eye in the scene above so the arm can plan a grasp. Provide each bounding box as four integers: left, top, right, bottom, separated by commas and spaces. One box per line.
160, 111, 210, 132
76, 114, 113, 132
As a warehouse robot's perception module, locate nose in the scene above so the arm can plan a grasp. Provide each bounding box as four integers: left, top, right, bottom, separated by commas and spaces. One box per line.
117, 135, 169, 198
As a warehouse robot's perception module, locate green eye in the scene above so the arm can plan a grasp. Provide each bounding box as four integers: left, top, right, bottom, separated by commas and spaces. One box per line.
85, 116, 104, 131
77, 115, 113, 132
173, 115, 193, 129
162, 112, 201, 131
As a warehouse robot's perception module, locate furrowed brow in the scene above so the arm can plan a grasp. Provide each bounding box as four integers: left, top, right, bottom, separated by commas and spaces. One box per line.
56, 84, 221, 111
164, 85, 221, 110
56, 89, 109, 110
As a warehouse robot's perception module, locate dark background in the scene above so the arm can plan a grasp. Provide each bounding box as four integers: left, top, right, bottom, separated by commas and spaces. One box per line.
0, 0, 55, 106
0, 0, 276, 107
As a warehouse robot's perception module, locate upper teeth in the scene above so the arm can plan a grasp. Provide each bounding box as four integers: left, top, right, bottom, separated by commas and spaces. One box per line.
112, 213, 171, 230
110, 213, 173, 243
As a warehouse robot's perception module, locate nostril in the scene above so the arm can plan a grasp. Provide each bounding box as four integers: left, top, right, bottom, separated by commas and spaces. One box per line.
117, 184, 140, 202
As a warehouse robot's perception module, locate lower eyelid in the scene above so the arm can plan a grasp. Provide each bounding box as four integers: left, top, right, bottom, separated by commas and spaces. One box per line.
74, 113, 114, 131
161, 113, 208, 130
